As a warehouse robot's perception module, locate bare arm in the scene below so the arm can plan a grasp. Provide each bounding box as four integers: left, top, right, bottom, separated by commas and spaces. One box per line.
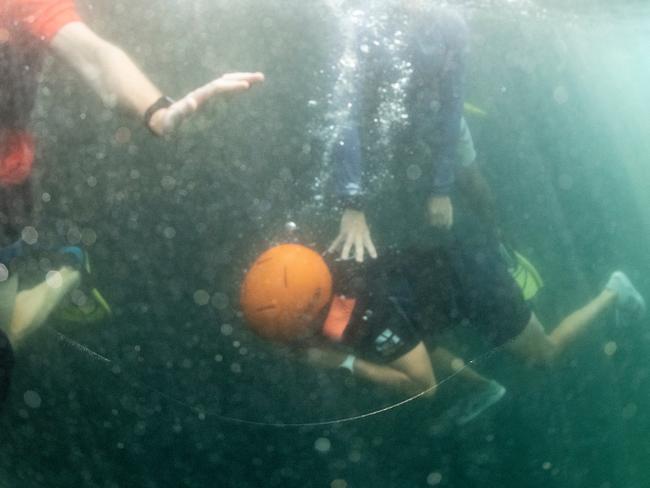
306, 343, 436, 397
50, 22, 162, 116
50, 22, 264, 135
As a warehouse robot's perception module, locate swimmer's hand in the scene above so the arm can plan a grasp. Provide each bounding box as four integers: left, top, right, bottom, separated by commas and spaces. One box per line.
149, 72, 265, 136
304, 347, 347, 370
428, 195, 453, 229
328, 209, 378, 263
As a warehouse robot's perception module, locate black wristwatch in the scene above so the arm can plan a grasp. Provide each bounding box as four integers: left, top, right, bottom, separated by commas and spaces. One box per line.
144, 96, 175, 135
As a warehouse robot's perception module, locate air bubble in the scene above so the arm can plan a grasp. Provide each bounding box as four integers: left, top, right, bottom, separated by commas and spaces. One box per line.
314, 437, 331, 453
427, 472, 442, 486
553, 86, 569, 104
21, 226, 38, 245
23, 390, 42, 409
193, 290, 210, 306
604, 341, 618, 356
45, 271, 63, 289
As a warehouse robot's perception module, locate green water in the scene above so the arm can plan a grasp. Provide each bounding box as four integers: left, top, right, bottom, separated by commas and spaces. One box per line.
2, 0, 650, 486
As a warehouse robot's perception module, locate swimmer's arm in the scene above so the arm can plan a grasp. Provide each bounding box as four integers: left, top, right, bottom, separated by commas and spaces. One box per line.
328, 124, 378, 262
50, 22, 163, 121
50, 22, 264, 136
430, 13, 468, 196
306, 343, 436, 397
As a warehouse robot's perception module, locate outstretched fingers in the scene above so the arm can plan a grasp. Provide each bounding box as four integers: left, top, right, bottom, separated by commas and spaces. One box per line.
341, 232, 354, 261
221, 72, 265, 84
364, 231, 378, 259
158, 72, 264, 135
328, 234, 344, 255
190, 72, 265, 105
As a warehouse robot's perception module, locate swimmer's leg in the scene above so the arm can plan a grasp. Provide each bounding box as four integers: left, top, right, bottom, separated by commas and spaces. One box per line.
8, 267, 81, 346
431, 346, 506, 425
506, 288, 616, 367
431, 346, 492, 387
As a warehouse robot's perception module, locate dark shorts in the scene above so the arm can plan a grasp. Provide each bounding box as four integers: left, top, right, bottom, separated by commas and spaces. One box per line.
403, 240, 532, 347
0, 329, 14, 406
0, 179, 32, 246
338, 240, 532, 364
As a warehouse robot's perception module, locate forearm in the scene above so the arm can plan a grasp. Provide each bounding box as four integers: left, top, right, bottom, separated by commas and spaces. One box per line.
332, 122, 364, 207
87, 43, 161, 117
52, 23, 162, 119
431, 72, 464, 195
431, 13, 467, 195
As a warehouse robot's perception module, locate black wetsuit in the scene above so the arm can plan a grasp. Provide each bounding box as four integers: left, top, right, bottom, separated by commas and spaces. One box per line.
327, 235, 532, 364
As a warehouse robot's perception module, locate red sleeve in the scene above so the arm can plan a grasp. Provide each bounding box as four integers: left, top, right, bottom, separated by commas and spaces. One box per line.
9, 0, 82, 42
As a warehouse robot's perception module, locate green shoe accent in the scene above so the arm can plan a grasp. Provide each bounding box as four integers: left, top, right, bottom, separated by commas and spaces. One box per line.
53, 249, 112, 324
464, 101, 487, 117
500, 244, 544, 301
54, 286, 112, 324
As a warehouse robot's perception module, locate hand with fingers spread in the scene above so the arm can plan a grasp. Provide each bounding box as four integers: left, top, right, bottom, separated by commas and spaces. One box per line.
148, 72, 265, 136
428, 195, 453, 229
328, 209, 378, 263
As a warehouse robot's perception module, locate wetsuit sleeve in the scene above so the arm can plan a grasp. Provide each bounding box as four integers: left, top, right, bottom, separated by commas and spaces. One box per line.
10, 0, 81, 42
331, 121, 364, 209
430, 12, 468, 196
329, 21, 367, 210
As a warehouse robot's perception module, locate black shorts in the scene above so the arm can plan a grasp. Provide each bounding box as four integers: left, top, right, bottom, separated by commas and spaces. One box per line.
403, 241, 532, 347
0, 179, 32, 245
334, 238, 532, 364
0, 329, 14, 406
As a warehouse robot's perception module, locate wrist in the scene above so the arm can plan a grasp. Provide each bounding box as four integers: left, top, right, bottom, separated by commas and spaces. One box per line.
144, 96, 174, 136
147, 110, 167, 136
336, 194, 365, 211
338, 354, 356, 373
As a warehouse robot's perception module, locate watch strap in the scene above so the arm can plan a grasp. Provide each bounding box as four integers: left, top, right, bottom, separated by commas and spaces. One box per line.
144, 96, 175, 135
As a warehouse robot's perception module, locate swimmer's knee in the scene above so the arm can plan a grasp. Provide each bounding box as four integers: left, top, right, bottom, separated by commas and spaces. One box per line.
409, 374, 437, 398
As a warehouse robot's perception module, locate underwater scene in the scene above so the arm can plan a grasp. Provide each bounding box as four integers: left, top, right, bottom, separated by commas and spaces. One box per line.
1, 0, 650, 486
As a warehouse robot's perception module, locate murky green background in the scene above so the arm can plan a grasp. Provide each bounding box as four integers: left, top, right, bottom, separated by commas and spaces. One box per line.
1, 0, 649, 486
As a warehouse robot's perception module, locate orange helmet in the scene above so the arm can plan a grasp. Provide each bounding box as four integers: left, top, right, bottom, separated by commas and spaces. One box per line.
240, 244, 332, 342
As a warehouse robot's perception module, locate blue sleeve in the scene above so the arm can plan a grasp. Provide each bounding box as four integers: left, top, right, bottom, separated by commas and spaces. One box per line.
328, 17, 368, 208
432, 12, 468, 195
332, 121, 364, 201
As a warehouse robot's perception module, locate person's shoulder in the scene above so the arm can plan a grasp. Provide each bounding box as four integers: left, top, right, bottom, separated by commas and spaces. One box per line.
414, 6, 468, 48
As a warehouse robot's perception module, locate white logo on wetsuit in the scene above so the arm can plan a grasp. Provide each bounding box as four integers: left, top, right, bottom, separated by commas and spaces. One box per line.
374, 328, 403, 354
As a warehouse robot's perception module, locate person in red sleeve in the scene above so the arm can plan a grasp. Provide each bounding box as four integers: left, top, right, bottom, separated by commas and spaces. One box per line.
0, 0, 264, 405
